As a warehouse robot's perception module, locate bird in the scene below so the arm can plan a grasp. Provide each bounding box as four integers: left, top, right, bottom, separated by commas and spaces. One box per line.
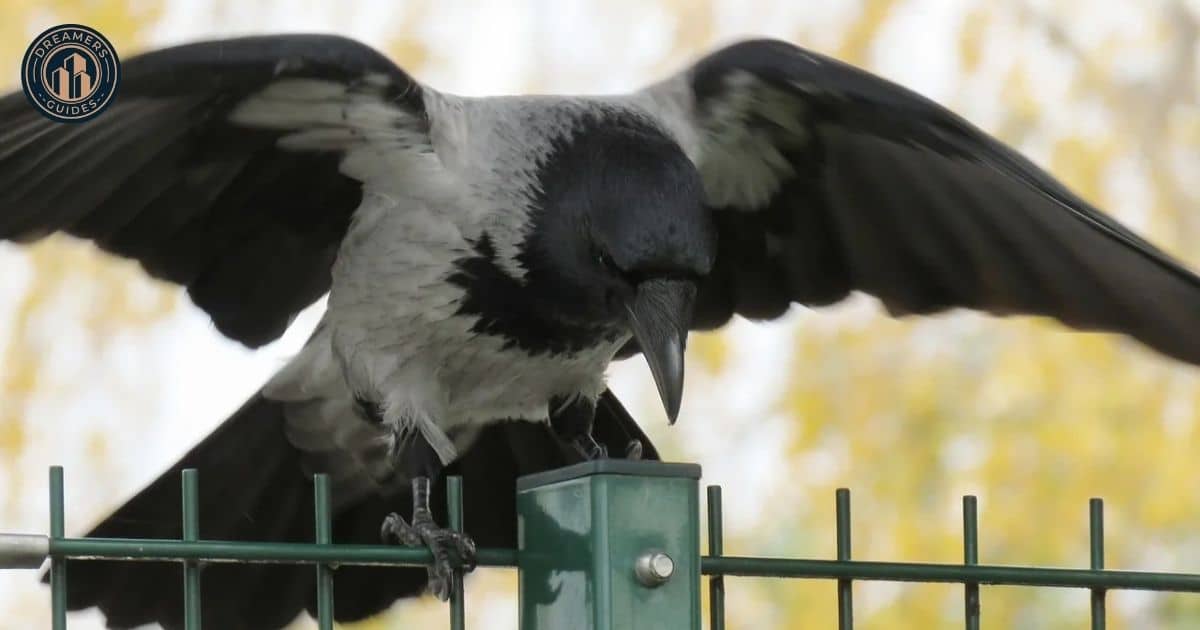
4, 33, 1200, 629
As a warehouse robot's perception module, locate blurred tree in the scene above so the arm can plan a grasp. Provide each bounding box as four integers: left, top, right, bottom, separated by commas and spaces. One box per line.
0, 5, 173, 629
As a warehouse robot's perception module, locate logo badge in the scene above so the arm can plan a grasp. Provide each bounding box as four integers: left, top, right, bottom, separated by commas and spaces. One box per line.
21, 24, 120, 123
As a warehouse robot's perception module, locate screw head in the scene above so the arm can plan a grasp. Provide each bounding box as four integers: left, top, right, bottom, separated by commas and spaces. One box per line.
634, 550, 675, 587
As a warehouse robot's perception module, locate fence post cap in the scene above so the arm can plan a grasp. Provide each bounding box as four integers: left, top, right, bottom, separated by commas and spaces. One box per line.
516, 459, 701, 492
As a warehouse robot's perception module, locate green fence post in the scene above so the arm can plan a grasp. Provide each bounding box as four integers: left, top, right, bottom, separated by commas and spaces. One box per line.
516, 460, 701, 630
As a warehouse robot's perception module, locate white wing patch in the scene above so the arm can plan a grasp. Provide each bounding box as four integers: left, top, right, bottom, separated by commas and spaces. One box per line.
230, 78, 410, 132
229, 77, 436, 194
637, 70, 809, 211
695, 71, 809, 210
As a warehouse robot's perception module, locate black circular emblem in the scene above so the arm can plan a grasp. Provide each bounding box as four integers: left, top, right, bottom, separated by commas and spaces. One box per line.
21, 24, 120, 123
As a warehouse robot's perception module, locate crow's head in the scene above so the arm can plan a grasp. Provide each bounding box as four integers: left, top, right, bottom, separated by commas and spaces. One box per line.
524, 111, 717, 423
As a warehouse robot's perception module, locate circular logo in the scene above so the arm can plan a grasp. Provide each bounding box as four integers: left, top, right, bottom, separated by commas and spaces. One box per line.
21, 24, 120, 123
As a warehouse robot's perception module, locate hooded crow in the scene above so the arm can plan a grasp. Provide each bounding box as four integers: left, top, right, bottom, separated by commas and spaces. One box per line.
4, 34, 1200, 628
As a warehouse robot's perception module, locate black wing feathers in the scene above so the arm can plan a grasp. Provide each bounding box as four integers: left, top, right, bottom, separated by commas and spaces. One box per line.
0, 35, 423, 346
680, 39, 1200, 365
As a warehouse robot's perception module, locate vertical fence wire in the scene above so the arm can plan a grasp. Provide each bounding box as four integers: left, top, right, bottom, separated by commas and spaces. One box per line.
706, 485, 725, 630
314, 474, 334, 630
49, 466, 66, 630
836, 488, 853, 630
448, 476, 466, 630
963, 496, 980, 630
181, 469, 201, 630
1090, 498, 1106, 630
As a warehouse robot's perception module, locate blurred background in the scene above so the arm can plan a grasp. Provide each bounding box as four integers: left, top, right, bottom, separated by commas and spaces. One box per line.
1, 0, 1199, 628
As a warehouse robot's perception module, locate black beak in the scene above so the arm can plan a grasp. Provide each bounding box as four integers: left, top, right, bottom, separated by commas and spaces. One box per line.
624, 278, 696, 425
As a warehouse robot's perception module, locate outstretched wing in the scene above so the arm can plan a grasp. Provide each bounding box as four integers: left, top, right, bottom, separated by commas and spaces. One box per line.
638, 38, 1200, 365
0, 34, 430, 346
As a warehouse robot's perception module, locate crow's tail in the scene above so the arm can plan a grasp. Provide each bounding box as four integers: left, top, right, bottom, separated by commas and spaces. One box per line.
43, 388, 654, 629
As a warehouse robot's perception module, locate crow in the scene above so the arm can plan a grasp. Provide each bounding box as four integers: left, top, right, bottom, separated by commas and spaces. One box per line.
3, 34, 1200, 629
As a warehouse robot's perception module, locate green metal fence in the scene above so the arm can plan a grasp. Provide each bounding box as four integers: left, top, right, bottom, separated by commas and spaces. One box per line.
3, 462, 1200, 629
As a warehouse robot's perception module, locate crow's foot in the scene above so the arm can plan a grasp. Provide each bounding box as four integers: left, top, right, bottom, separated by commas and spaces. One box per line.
569, 435, 645, 461
569, 433, 607, 461
380, 508, 477, 601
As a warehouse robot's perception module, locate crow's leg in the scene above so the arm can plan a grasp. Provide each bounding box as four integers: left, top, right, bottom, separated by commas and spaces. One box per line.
552, 395, 606, 460
550, 395, 643, 461
379, 430, 477, 601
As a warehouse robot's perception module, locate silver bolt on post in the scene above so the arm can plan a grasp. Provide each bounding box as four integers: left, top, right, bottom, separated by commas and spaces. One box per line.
634, 550, 675, 587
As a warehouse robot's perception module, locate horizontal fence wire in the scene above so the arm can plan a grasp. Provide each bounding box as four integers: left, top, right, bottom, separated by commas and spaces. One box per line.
6, 467, 1200, 629
696, 556, 1200, 590
45, 537, 520, 566
40, 539, 1200, 591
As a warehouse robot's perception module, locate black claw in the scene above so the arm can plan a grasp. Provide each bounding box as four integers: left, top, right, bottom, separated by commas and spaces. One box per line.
570, 433, 608, 461
625, 439, 643, 460
379, 512, 422, 546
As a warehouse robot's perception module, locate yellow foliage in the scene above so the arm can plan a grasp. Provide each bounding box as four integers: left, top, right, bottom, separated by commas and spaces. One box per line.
692, 331, 730, 374
0, 0, 172, 519
838, 0, 898, 65
958, 6, 990, 74
1049, 136, 1117, 206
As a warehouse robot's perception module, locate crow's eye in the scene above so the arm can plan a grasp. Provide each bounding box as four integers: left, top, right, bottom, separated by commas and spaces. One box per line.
598, 251, 620, 275
597, 249, 638, 286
